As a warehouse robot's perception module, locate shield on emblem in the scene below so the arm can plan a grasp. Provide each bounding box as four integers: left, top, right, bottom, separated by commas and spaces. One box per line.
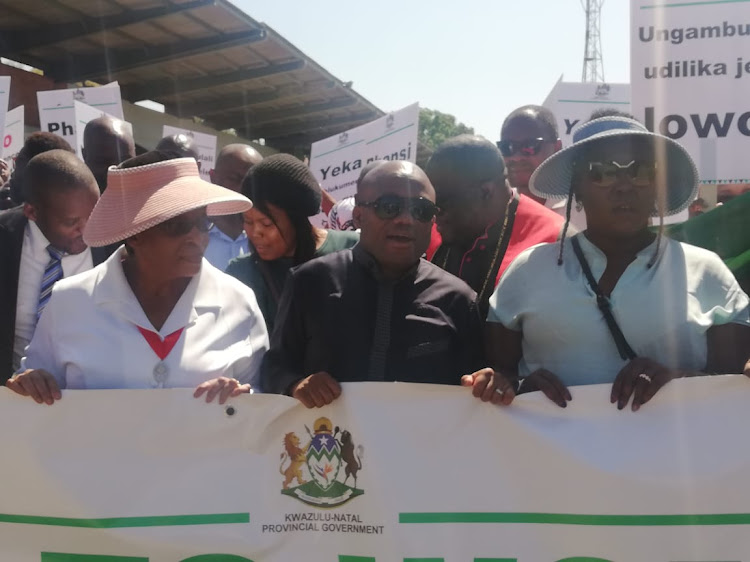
306, 433, 341, 490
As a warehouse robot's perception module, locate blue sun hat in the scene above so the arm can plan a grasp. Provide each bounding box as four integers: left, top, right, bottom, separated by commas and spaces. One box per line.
528, 116, 699, 216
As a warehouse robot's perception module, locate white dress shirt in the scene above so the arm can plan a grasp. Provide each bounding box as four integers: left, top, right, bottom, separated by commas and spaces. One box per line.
13, 221, 93, 370
19, 247, 269, 391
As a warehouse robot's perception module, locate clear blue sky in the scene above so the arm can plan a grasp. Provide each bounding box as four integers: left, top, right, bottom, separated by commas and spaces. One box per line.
233, 0, 630, 140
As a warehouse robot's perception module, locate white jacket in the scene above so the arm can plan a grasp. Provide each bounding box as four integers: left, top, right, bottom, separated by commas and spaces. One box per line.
20, 247, 269, 391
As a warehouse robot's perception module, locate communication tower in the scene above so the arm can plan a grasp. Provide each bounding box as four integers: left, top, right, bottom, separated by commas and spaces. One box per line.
581, 0, 605, 82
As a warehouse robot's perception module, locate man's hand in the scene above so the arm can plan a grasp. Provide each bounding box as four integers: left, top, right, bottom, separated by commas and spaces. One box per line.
461, 368, 515, 406
193, 377, 251, 404
611, 357, 680, 412
6, 369, 62, 405
291, 372, 341, 408
744, 358, 750, 377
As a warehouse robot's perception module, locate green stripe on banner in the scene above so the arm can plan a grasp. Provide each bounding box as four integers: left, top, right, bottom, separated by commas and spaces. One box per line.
366, 124, 415, 145
641, 0, 750, 8
42, 554, 148, 562
317, 139, 365, 158
556, 100, 629, 105
44, 106, 74, 110
400, 512, 750, 526
339, 557, 377, 562
0, 512, 249, 528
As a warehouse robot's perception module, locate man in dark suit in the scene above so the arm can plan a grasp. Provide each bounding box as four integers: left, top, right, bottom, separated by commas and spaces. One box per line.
0, 150, 111, 383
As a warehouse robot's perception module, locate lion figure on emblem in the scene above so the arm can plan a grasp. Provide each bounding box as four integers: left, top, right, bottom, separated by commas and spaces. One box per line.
280, 432, 308, 489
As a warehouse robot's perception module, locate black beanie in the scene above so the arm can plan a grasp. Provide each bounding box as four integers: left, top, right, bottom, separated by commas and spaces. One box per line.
242, 153, 322, 217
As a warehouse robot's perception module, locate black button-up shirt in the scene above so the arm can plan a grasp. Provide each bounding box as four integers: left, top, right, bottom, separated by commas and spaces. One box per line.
261, 245, 484, 394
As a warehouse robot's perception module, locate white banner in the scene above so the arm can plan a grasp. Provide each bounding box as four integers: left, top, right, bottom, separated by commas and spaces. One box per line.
162, 125, 217, 182
631, 0, 750, 183
2, 105, 23, 165
542, 78, 631, 147
73, 100, 134, 159
2, 377, 750, 560
309, 103, 419, 201
37, 82, 123, 148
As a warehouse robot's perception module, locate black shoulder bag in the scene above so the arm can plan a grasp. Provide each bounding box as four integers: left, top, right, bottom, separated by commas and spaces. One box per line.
570, 237, 637, 361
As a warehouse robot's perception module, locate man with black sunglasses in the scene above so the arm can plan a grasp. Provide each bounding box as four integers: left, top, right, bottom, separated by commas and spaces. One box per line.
261, 161, 515, 408
426, 135, 564, 317
500, 105, 586, 229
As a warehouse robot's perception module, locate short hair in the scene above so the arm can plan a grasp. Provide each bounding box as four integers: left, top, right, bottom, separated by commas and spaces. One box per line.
118, 150, 181, 169
426, 134, 506, 184
17, 132, 74, 163
501, 105, 559, 140
588, 108, 638, 122
23, 150, 96, 206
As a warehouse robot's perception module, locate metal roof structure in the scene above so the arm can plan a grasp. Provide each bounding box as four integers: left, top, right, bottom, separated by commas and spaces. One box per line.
0, 0, 384, 153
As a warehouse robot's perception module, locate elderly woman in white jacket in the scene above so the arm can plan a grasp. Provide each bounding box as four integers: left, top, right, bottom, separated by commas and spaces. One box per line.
7, 152, 269, 405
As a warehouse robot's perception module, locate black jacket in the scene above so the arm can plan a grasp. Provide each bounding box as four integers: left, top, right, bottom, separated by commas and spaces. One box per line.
262, 246, 484, 394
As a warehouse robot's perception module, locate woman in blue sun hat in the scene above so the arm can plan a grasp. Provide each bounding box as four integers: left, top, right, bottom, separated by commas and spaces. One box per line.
484, 116, 750, 412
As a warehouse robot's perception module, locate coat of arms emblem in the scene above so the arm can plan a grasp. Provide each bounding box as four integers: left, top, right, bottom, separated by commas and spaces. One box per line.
280, 417, 364, 507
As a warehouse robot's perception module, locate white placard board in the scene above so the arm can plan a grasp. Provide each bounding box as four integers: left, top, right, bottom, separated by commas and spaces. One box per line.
631, 0, 750, 183
73, 100, 133, 158
309, 103, 419, 201
37, 82, 123, 148
2, 105, 24, 166
542, 78, 631, 147
0, 76, 11, 156
162, 125, 217, 182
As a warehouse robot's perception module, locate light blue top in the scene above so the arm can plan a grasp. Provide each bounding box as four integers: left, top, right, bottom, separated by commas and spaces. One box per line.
488, 233, 750, 386
204, 225, 249, 271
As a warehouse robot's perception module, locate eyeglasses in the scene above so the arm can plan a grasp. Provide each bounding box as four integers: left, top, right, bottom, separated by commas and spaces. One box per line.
357, 195, 439, 223
586, 160, 657, 187
497, 137, 553, 158
157, 214, 213, 237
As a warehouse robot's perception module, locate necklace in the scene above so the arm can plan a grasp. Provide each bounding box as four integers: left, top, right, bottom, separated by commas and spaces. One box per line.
438, 193, 516, 304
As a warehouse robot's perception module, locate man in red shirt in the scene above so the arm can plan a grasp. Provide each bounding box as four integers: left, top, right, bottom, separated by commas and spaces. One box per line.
426, 135, 564, 317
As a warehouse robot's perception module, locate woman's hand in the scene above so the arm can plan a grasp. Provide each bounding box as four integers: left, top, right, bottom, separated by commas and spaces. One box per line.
461, 368, 515, 406
611, 357, 680, 412
194, 377, 251, 404
6, 369, 62, 404
522, 369, 572, 408
744, 358, 750, 377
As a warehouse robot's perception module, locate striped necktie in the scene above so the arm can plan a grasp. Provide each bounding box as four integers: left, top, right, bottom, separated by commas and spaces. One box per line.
37, 245, 64, 320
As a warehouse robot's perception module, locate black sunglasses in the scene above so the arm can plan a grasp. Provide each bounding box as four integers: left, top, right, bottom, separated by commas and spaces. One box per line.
158, 214, 213, 237
357, 195, 438, 223
497, 137, 553, 158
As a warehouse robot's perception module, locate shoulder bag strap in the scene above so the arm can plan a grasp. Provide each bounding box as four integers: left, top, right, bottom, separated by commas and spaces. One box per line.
570, 236, 637, 361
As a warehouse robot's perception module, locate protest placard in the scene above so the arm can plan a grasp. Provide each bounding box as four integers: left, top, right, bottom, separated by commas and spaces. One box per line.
543, 77, 631, 147
2, 105, 24, 166
309, 103, 419, 201
73, 100, 133, 158
631, 0, 750, 183
162, 125, 217, 182
37, 82, 124, 148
